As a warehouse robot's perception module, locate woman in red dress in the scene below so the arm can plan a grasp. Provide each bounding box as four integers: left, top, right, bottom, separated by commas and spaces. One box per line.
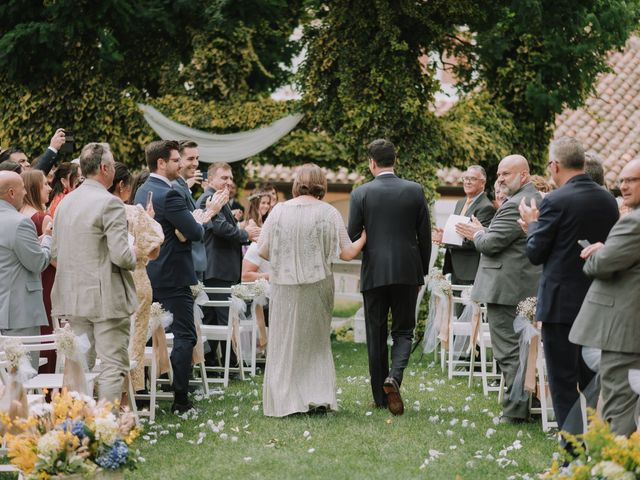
20, 169, 56, 373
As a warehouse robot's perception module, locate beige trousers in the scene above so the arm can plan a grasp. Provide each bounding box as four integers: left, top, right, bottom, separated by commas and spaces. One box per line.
69, 316, 130, 403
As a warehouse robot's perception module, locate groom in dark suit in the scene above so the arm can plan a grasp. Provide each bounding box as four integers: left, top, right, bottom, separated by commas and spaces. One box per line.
348, 139, 432, 415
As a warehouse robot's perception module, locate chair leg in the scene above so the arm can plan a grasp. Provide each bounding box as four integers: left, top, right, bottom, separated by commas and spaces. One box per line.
223, 334, 231, 388
480, 337, 489, 397
150, 356, 158, 422
198, 362, 209, 395
126, 374, 140, 425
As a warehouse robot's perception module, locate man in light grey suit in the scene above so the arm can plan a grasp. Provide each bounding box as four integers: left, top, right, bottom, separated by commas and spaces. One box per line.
570, 158, 640, 436
51, 143, 137, 403
0, 171, 52, 366
457, 155, 542, 423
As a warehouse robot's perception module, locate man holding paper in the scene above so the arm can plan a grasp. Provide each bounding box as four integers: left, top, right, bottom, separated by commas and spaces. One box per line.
433, 165, 495, 285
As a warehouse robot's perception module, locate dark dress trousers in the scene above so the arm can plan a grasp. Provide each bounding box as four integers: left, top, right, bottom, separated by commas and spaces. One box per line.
348, 173, 431, 406
526, 174, 618, 430
134, 176, 204, 399
443, 192, 496, 284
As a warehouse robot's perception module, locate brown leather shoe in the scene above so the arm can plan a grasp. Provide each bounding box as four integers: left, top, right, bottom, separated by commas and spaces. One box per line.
383, 377, 404, 416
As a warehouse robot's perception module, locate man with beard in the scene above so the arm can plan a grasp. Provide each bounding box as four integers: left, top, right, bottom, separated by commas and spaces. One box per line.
457, 155, 542, 423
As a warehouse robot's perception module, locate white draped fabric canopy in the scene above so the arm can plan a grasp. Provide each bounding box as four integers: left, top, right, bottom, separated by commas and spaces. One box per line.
138, 103, 303, 163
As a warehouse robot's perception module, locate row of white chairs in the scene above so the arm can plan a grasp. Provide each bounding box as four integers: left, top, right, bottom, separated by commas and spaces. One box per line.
424, 280, 557, 432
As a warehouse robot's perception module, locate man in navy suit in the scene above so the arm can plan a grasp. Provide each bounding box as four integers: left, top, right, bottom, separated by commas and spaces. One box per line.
134, 140, 218, 413
173, 140, 208, 279
519, 137, 618, 435
348, 139, 431, 415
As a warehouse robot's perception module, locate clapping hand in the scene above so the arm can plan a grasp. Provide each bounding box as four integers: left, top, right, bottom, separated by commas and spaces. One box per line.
192, 208, 216, 225
518, 198, 539, 233
455, 215, 484, 240
206, 189, 227, 216
245, 219, 261, 241
580, 242, 604, 259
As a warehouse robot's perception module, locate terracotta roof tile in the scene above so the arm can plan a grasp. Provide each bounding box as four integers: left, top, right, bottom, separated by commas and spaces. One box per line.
555, 36, 640, 188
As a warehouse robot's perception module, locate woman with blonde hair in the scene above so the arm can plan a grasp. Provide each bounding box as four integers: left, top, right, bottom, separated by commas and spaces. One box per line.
20, 169, 56, 373
258, 163, 366, 417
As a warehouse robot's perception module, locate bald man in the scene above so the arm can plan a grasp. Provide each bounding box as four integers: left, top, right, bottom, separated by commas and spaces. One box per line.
0, 171, 52, 365
457, 155, 542, 423
571, 158, 640, 435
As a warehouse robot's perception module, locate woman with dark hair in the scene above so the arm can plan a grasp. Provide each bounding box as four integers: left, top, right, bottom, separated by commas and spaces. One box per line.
20, 169, 57, 373
258, 163, 366, 417
128, 170, 150, 205
48, 162, 80, 216
243, 189, 271, 228
108, 162, 164, 392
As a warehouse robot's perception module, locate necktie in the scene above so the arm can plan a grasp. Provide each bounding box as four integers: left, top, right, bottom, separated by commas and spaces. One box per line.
460, 197, 473, 216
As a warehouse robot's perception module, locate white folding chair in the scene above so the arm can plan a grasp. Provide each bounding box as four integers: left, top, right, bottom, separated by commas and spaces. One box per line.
0, 333, 98, 395
446, 285, 474, 380
467, 308, 503, 397
198, 287, 248, 388
530, 336, 558, 432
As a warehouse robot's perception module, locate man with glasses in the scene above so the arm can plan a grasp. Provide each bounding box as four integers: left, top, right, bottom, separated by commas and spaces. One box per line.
570, 158, 640, 436
433, 165, 496, 287
519, 137, 618, 442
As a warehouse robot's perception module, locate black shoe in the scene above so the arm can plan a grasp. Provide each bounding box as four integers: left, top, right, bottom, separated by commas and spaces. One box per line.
499, 415, 527, 425
383, 377, 404, 416
170, 400, 195, 414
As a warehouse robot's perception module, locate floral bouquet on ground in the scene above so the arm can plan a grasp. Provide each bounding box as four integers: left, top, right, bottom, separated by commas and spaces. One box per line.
544, 414, 640, 480
1, 389, 143, 479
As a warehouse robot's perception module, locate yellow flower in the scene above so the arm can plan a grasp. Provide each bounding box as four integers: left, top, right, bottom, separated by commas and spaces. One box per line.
7, 434, 38, 473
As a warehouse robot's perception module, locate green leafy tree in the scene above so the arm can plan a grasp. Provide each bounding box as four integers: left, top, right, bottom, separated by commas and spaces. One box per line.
447, 0, 640, 171
299, 0, 484, 198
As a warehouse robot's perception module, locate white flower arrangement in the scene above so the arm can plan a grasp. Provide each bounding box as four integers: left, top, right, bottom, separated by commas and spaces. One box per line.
54, 324, 78, 358
2, 337, 27, 372
427, 268, 452, 296
516, 297, 537, 323
147, 302, 173, 341
190, 282, 205, 299
231, 278, 270, 301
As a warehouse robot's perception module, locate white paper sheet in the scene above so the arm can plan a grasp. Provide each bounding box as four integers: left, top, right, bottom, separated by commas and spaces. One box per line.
442, 214, 470, 246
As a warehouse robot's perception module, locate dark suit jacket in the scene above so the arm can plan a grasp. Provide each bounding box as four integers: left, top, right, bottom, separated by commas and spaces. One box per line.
526, 174, 619, 325
134, 176, 204, 289
443, 192, 496, 282
32, 148, 58, 176
173, 176, 207, 274
197, 190, 248, 283
348, 173, 431, 291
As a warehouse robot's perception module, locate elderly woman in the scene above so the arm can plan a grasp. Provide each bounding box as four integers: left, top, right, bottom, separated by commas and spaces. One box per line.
258, 163, 366, 417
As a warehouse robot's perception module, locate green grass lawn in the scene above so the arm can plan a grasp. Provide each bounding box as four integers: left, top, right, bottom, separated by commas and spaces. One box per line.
125, 342, 557, 480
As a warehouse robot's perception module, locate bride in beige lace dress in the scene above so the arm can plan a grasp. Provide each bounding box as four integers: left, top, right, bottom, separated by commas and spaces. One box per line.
110, 164, 164, 391
258, 164, 366, 417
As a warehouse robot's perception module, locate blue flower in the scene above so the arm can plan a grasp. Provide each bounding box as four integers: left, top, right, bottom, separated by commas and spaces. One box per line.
59, 419, 88, 440
95, 440, 129, 470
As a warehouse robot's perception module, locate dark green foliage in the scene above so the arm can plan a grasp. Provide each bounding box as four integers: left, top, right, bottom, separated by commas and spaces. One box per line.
447, 0, 640, 171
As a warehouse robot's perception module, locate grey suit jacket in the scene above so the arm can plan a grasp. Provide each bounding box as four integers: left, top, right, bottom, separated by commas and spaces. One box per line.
470, 182, 542, 305
0, 200, 52, 329
569, 208, 640, 353
51, 179, 137, 319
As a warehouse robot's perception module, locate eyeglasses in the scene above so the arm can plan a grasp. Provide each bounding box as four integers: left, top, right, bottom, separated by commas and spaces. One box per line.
617, 177, 640, 187
460, 176, 480, 183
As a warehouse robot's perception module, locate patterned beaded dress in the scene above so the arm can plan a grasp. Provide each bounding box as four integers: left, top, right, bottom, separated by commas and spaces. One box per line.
258, 201, 352, 417
126, 204, 164, 391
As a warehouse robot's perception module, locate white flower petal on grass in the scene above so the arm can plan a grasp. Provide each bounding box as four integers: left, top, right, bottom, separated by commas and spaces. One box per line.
462, 405, 470, 412
220, 433, 228, 440
461, 420, 469, 428
428, 415, 439, 423
149, 439, 157, 445
445, 430, 453, 437
450, 419, 458, 426
231, 436, 238, 442
428, 449, 442, 458
176, 432, 183, 439
365, 411, 373, 416
449, 445, 457, 450
308, 448, 315, 453
492, 417, 500, 425
244, 457, 252, 462
486, 428, 496, 438
252, 405, 259, 411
